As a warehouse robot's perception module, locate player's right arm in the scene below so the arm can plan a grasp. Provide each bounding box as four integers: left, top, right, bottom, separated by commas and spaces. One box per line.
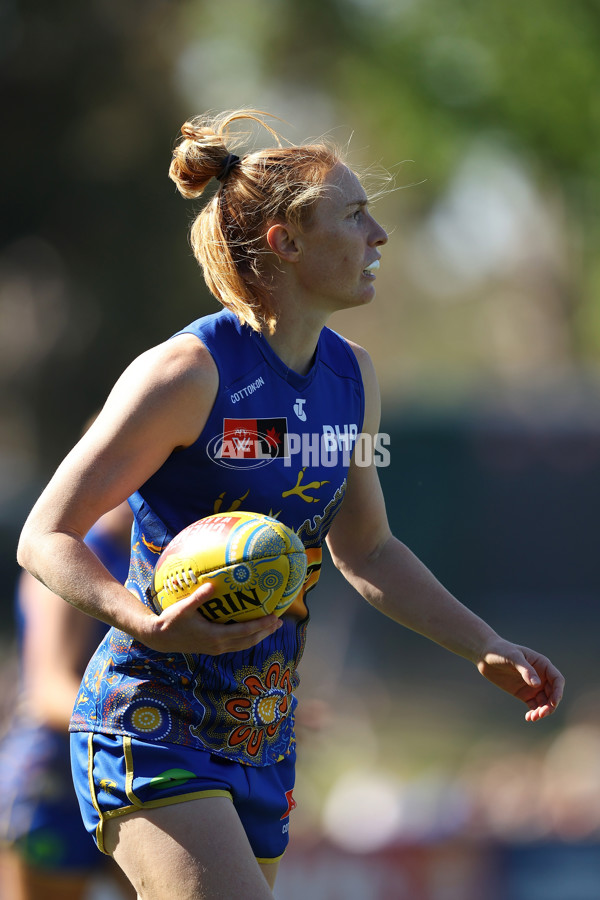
17, 335, 281, 655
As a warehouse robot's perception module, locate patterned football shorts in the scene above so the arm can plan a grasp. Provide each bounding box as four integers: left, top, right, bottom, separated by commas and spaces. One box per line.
70, 732, 296, 864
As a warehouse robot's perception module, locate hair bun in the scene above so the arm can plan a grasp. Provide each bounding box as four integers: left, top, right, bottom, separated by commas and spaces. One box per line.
169, 122, 228, 199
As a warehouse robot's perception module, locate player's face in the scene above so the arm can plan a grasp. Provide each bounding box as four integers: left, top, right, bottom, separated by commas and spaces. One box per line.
296, 163, 388, 312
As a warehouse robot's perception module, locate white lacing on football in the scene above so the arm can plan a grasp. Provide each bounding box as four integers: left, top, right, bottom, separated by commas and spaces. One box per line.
164, 569, 199, 594
182, 568, 198, 587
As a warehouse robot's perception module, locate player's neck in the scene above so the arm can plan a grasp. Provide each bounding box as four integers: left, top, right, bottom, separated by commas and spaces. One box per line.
263, 303, 326, 376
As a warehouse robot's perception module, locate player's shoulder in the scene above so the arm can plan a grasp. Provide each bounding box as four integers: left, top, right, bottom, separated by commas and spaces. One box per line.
132, 330, 218, 392
102, 333, 219, 453
319, 326, 368, 374
333, 336, 380, 418
328, 334, 375, 382
175, 308, 246, 348
338, 336, 371, 366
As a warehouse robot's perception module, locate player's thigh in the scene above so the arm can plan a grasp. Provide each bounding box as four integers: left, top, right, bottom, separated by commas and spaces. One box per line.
103, 796, 274, 900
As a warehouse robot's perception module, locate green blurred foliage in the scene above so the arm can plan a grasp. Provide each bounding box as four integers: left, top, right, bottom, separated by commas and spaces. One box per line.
214, 0, 600, 188
259, 0, 600, 361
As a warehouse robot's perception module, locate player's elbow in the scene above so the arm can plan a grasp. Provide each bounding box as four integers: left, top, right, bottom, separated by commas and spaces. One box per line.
17, 516, 43, 574
328, 527, 392, 583
17, 526, 34, 572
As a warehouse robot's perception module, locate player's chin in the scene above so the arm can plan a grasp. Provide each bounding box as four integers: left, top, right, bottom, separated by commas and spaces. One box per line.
362, 277, 378, 300
352, 284, 377, 308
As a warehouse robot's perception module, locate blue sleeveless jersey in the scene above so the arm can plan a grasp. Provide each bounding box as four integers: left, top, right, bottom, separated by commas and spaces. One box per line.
71, 310, 364, 766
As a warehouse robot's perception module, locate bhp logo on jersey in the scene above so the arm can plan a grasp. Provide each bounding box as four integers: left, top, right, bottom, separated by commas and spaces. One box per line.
207, 418, 289, 469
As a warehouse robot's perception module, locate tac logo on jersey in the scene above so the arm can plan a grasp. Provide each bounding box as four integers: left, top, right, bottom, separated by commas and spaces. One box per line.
206, 418, 289, 469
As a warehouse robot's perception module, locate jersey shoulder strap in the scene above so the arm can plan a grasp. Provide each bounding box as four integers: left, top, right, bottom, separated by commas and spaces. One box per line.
174, 309, 263, 390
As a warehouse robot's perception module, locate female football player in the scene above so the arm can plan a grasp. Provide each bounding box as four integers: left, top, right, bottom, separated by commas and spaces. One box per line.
17, 109, 564, 899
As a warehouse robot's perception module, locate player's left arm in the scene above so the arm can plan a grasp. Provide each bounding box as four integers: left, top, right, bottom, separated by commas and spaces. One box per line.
325, 342, 564, 721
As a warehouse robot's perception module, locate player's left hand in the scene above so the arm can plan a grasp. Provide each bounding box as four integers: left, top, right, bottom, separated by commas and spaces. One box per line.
476, 640, 564, 722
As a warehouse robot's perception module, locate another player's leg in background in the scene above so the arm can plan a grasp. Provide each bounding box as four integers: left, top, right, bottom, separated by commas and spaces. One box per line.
0, 846, 136, 900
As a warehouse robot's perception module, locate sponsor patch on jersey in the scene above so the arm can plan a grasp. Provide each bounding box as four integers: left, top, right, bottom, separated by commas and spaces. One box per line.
214, 418, 289, 462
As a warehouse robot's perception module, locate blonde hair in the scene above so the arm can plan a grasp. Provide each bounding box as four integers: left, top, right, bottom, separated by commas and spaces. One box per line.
168, 109, 342, 333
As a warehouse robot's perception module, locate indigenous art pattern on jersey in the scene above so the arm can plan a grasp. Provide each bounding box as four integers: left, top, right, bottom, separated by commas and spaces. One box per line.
71, 310, 364, 767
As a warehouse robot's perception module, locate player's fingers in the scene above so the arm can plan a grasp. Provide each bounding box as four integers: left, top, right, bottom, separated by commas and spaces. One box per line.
516, 662, 541, 688
520, 648, 565, 707
499, 648, 541, 688
210, 615, 282, 654
525, 698, 554, 722
548, 671, 565, 708
230, 613, 282, 633
155, 586, 283, 653
222, 614, 283, 644
165, 582, 215, 615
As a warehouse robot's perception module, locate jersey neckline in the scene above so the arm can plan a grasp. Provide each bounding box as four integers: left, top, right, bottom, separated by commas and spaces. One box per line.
252, 329, 323, 392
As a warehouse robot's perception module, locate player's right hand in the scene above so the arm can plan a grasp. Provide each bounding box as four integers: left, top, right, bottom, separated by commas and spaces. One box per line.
140, 582, 283, 655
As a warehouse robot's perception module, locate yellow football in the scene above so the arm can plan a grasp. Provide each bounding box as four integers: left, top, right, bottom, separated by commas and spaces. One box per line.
151, 511, 307, 623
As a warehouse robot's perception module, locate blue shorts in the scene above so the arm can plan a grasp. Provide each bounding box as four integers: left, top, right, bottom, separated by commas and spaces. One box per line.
0, 723, 103, 872
70, 732, 296, 864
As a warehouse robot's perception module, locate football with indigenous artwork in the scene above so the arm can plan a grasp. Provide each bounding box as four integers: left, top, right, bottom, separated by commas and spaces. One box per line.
152, 511, 307, 623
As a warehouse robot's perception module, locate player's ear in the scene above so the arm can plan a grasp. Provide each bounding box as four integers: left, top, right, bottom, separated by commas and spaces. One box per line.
266, 223, 301, 263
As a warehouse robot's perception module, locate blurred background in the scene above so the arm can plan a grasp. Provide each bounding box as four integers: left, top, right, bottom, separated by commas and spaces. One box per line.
2, 0, 600, 897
